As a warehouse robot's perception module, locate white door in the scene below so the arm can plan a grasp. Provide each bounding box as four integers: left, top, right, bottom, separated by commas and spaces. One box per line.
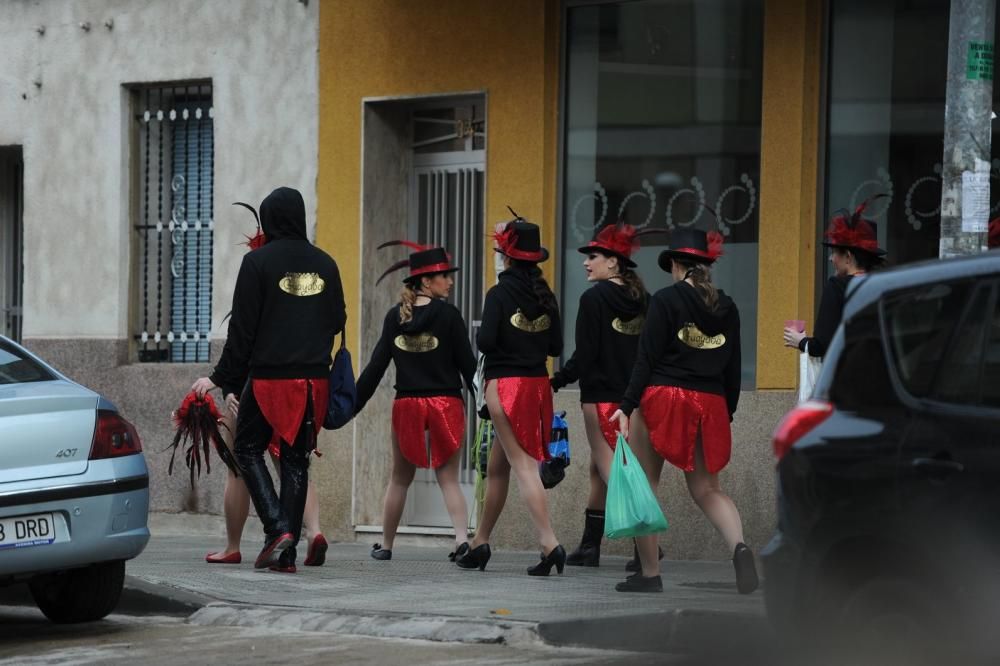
403, 101, 485, 528
0, 148, 23, 342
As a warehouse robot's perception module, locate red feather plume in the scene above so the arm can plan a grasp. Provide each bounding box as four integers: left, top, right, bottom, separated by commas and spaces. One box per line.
493, 226, 518, 254
378, 240, 434, 253
233, 202, 266, 251
166, 391, 240, 487
706, 231, 725, 260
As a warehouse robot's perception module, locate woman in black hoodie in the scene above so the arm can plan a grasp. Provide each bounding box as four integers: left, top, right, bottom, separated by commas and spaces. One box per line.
455, 218, 566, 576
551, 222, 651, 568
354, 244, 476, 562
611, 228, 758, 595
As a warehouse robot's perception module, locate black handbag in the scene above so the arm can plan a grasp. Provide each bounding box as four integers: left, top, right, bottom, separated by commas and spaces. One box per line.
323, 329, 356, 430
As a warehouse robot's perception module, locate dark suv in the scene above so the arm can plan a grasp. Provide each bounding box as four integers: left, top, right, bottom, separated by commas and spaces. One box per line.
762, 252, 1000, 662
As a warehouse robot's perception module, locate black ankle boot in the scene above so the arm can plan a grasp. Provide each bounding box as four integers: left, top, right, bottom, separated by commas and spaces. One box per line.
456, 543, 491, 571
615, 574, 663, 593
625, 542, 664, 572
566, 509, 604, 567
733, 543, 759, 594
527, 544, 567, 576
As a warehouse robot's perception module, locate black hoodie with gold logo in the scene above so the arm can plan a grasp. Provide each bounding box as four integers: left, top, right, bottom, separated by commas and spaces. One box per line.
210, 187, 346, 396
354, 298, 476, 412
551, 280, 648, 403
620, 280, 741, 418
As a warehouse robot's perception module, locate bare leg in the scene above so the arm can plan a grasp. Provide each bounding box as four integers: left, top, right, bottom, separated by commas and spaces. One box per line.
471, 432, 510, 548
434, 451, 470, 549
485, 381, 559, 554
685, 435, 745, 553
210, 413, 248, 558
380, 431, 416, 551
301, 481, 321, 541
581, 404, 612, 508
626, 412, 665, 577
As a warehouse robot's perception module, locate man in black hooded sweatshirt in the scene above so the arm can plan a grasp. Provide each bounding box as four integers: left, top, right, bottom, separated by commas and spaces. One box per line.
193, 187, 346, 572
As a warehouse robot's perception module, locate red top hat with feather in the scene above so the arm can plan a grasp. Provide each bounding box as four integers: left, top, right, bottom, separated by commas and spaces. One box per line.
578, 220, 663, 268
376, 240, 460, 285
823, 195, 887, 257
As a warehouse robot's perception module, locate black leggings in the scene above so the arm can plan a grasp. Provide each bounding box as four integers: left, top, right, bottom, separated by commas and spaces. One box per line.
233, 381, 314, 562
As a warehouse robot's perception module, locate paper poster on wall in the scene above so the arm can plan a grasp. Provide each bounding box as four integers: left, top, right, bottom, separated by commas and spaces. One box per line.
961, 164, 990, 233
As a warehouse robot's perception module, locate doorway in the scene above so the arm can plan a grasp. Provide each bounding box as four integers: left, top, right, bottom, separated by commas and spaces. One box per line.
356, 95, 486, 534
0, 147, 24, 342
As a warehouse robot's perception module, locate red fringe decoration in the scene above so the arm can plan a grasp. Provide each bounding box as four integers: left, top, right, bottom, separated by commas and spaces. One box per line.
167, 391, 240, 487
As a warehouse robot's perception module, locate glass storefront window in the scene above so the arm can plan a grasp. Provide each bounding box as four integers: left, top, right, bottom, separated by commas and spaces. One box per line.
824, 0, 1000, 268
560, 0, 764, 387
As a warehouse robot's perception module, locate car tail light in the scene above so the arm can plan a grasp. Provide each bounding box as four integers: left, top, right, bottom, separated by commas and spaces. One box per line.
89, 410, 143, 460
772, 400, 833, 460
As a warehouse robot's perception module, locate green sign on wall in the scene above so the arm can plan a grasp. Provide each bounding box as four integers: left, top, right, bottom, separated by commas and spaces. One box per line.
967, 41, 994, 81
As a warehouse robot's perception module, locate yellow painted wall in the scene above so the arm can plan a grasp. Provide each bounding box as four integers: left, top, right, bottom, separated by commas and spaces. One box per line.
756, 0, 824, 389
317, 0, 561, 356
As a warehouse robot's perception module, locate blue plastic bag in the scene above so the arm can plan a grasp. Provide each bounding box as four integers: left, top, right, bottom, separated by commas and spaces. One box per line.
604, 433, 669, 538
539, 411, 570, 489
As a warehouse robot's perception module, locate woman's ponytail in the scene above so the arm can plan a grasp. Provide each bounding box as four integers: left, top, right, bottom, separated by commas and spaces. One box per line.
676, 259, 719, 310
398, 284, 418, 324
619, 267, 648, 312
513, 259, 558, 313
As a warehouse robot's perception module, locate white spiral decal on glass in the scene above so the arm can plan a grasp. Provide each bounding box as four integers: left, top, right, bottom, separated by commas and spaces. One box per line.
665, 177, 706, 230
715, 174, 757, 237
849, 167, 893, 220
570, 181, 609, 243
904, 164, 941, 231
617, 179, 657, 229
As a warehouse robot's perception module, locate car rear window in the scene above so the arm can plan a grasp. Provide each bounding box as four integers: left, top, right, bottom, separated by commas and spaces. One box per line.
0, 341, 55, 384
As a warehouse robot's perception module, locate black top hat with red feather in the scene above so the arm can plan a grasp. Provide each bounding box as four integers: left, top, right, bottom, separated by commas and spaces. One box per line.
376, 240, 460, 285
578, 220, 663, 268
494, 207, 549, 263
657, 228, 725, 272
823, 195, 887, 257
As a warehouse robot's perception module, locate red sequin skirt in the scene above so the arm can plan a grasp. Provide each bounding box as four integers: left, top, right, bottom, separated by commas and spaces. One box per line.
640, 386, 731, 473
252, 378, 329, 458
391, 396, 466, 469
491, 377, 553, 462
592, 402, 620, 450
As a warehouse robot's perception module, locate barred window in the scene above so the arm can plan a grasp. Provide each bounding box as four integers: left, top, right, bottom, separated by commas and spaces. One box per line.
131, 83, 214, 362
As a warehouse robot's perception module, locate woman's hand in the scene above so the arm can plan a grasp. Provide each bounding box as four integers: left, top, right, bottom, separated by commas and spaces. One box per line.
609, 409, 629, 440
191, 377, 217, 397
783, 326, 806, 349
224, 393, 240, 419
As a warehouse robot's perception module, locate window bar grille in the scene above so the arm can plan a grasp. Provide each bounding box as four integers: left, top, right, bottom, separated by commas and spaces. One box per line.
134, 82, 213, 362
156, 88, 165, 359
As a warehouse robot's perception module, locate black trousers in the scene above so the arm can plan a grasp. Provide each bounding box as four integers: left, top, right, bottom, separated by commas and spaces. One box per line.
233, 381, 314, 564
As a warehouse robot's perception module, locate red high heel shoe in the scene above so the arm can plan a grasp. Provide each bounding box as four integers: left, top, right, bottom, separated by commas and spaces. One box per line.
205, 551, 241, 564
303, 534, 328, 567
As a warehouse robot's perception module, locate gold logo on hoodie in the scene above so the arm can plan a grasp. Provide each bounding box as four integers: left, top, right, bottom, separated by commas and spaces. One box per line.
510, 309, 551, 333
279, 272, 326, 297
677, 323, 725, 349
612, 315, 644, 336
394, 333, 439, 353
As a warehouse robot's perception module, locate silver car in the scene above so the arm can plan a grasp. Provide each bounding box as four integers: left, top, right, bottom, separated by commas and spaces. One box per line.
0, 335, 149, 622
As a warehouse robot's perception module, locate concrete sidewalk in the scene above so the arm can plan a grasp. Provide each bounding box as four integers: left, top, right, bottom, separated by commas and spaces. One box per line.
118, 535, 770, 655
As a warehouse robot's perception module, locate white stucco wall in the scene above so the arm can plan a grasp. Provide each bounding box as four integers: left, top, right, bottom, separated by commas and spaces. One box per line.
0, 0, 318, 339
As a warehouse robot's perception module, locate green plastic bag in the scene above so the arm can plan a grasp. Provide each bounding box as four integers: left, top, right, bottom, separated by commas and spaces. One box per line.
604, 433, 669, 539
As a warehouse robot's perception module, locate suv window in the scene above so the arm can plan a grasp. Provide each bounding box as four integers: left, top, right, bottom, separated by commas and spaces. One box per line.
830, 302, 899, 409
983, 286, 1000, 408
883, 279, 994, 405
0, 341, 55, 384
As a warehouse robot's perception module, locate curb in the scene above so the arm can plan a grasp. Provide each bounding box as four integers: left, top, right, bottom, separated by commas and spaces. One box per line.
188, 604, 542, 646
538, 608, 773, 654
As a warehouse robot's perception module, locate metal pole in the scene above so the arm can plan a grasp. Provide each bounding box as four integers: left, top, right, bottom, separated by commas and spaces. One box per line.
939, 0, 995, 258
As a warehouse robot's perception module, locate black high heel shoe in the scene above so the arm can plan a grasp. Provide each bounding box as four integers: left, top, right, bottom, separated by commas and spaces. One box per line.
370, 543, 392, 561
456, 543, 491, 571
527, 544, 566, 576
448, 542, 470, 562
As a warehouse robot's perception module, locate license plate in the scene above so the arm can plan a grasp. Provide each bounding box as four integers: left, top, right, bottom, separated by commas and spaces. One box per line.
0, 513, 56, 550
